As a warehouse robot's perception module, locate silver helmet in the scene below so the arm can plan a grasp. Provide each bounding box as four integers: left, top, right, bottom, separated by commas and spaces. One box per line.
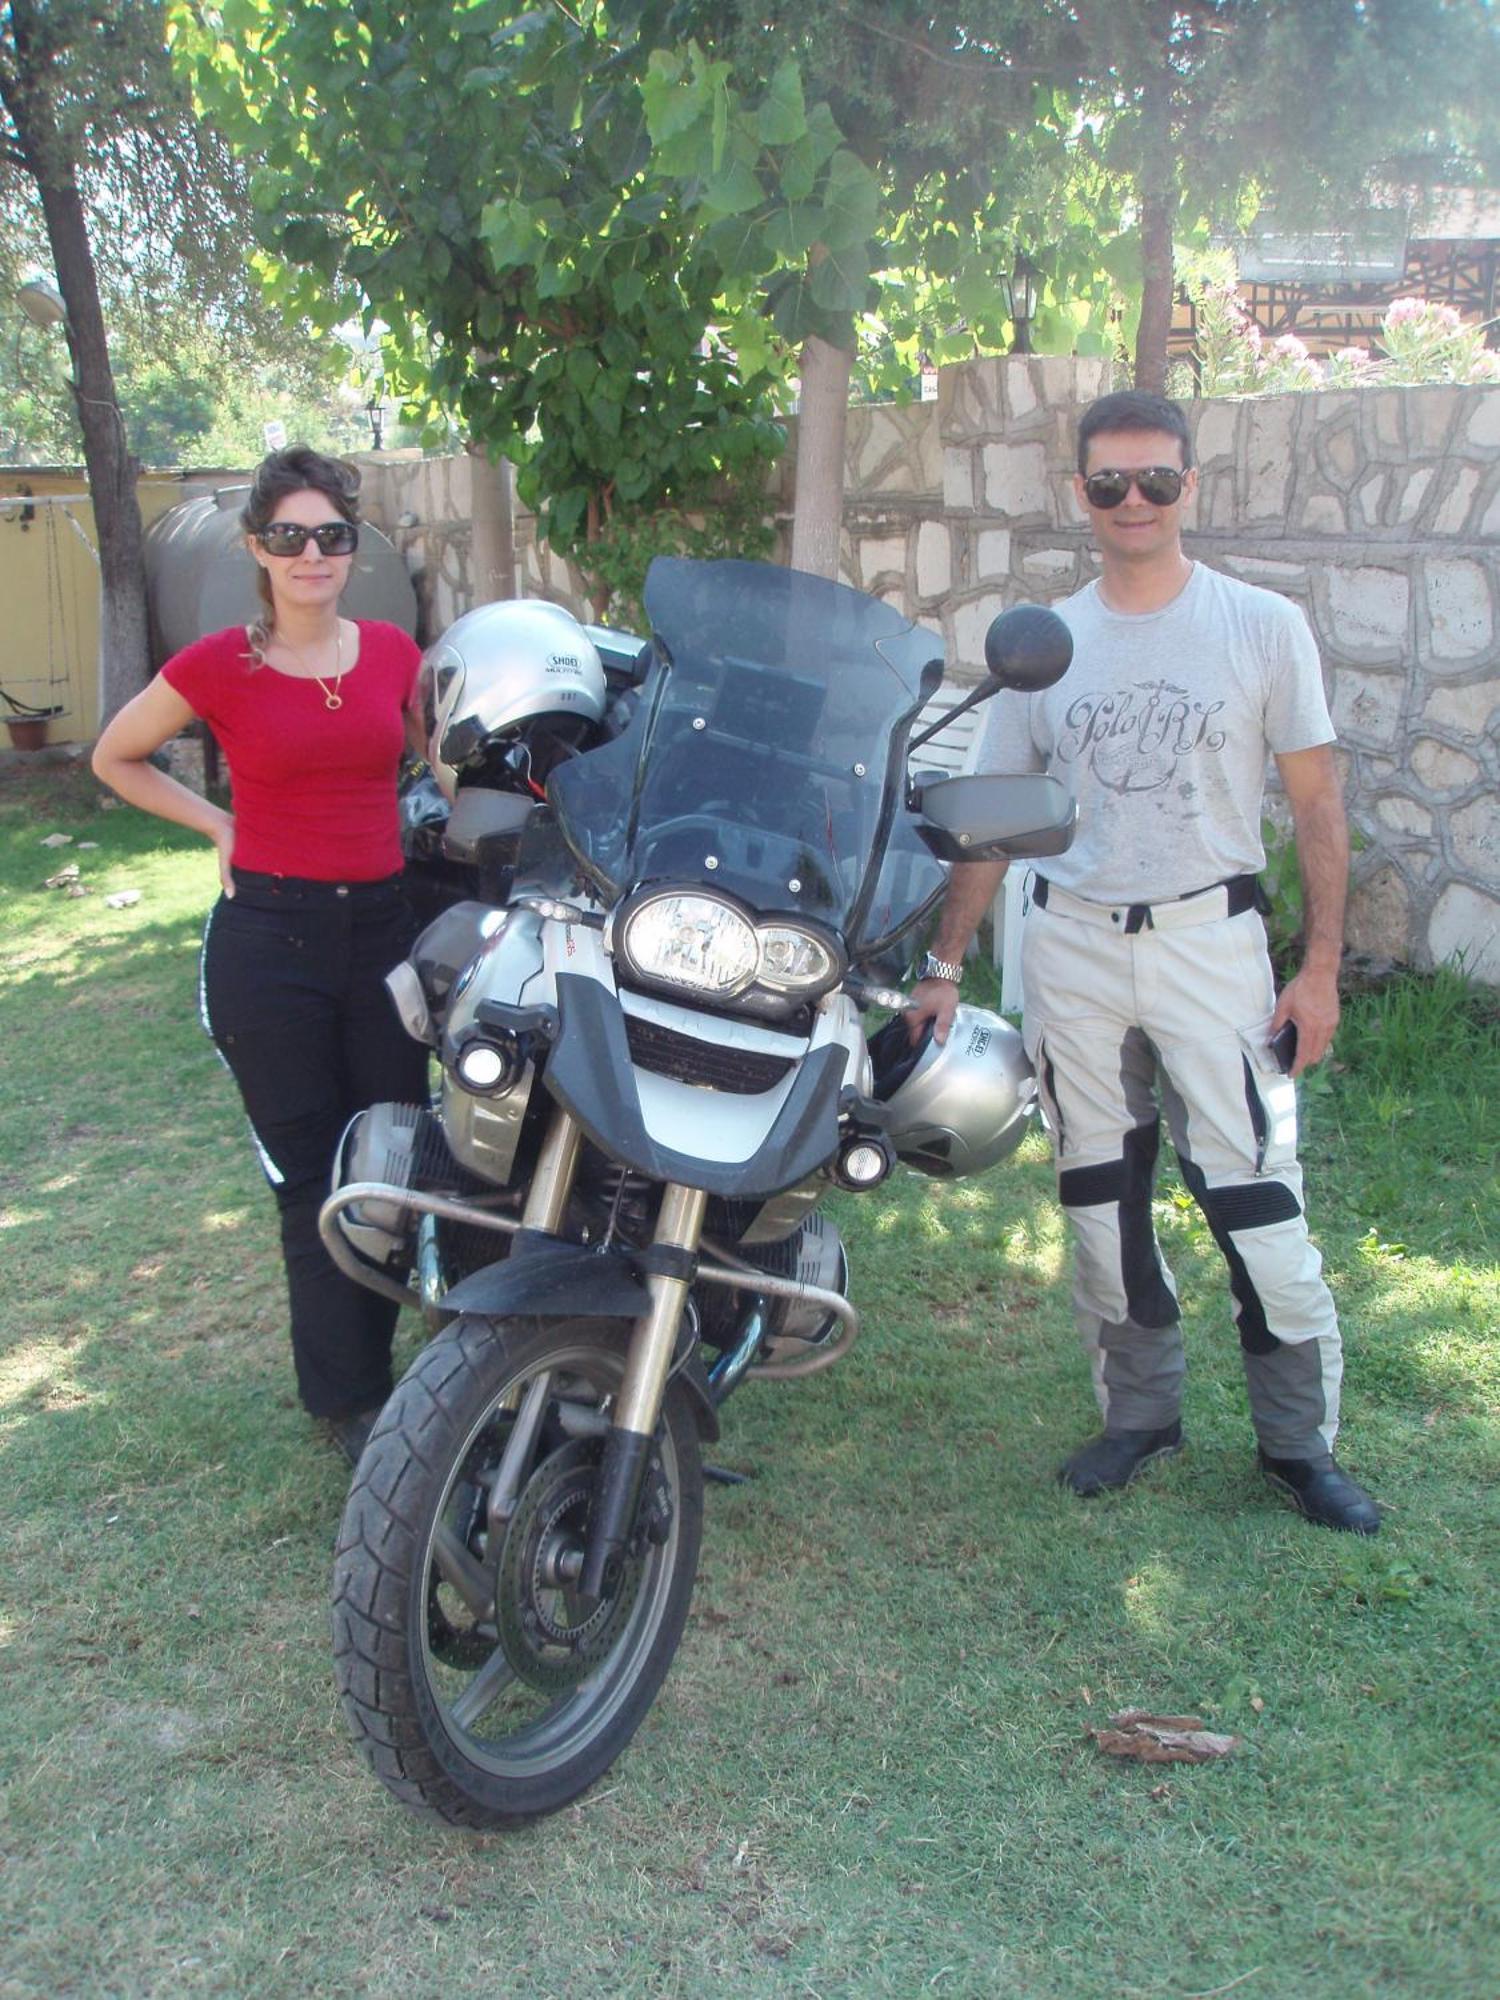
868, 1004, 1037, 1177
421, 599, 606, 793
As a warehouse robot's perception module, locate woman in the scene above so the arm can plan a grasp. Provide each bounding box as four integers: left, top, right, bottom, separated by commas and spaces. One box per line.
93, 445, 430, 1463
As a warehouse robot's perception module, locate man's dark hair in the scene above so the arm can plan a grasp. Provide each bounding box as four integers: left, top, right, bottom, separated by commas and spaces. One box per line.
1076, 391, 1193, 474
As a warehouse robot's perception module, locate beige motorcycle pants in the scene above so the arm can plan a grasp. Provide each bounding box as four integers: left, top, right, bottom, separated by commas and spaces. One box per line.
1020, 876, 1342, 1461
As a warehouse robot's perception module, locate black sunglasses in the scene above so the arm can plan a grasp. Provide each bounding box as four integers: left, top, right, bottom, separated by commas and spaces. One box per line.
1082, 465, 1185, 509
255, 520, 359, 557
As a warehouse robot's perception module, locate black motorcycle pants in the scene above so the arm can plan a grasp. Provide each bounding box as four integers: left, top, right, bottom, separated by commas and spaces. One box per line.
200, 870, 430, 1420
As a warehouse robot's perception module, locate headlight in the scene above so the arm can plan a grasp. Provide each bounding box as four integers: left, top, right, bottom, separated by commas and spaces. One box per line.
619, 892, 761, 997
757, 924, 838, 994
615, 889, 845, 1008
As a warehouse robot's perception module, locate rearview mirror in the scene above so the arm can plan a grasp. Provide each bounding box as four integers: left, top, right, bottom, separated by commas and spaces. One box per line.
983, 605, 1072, 692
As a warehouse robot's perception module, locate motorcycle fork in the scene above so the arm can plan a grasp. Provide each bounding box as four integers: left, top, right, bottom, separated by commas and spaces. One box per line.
579, 1179, 707, 1600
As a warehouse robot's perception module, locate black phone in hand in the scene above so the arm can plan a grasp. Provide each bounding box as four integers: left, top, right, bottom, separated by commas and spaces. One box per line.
1269, 1020, 1298, 1074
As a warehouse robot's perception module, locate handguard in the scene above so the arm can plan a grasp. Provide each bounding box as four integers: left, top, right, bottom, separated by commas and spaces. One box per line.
912, 772, 1077, 863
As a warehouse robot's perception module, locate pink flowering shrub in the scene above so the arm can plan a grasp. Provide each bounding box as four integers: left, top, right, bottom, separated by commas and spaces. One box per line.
1377, 295, 1497, 383
1186, 282, 1498, 394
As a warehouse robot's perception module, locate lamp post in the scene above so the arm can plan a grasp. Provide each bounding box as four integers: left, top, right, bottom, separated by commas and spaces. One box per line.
17, 278, 67, 329
1005, 251, 1039, 355
366, 394, 386, 451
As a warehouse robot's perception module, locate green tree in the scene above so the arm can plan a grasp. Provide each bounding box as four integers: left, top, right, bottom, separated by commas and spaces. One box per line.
177, 0, 785, 620
1, 0, 157, 721
0, 0, 349, 718
640, 6, 1127, 573
1068, 0, 1500, 391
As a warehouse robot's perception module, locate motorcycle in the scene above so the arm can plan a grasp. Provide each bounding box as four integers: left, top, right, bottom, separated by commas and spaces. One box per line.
321, 557, 1073, 1827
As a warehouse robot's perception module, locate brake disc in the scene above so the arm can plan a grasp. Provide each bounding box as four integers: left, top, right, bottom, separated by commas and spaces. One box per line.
494, 1439, 645, 1694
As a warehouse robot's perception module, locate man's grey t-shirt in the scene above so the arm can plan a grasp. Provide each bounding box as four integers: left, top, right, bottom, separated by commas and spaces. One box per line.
977, 563, 1334, 903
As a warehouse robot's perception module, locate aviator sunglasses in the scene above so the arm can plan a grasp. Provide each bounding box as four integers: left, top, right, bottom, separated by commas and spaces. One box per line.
1082, 465, 1185, 509
254, 520, 360, 557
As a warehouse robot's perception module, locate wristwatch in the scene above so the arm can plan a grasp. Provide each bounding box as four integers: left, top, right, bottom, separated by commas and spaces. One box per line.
919, 952, 963, 984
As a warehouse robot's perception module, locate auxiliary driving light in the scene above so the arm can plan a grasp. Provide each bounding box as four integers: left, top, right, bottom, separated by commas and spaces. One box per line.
834, 1136, 893, 1189
454, 1032, 523, 1095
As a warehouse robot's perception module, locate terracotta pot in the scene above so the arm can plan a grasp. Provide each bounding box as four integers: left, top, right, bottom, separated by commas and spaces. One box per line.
4, 716, 48, 752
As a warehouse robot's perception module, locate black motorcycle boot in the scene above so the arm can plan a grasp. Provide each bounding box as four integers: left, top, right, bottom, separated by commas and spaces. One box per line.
1258, 1450, 1381, 1534
326, 1405, 383, 1469
1058, 1422, 1183, 1497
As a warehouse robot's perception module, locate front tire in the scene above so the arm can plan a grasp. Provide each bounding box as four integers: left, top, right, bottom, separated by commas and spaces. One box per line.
331, 1314, 704, 1828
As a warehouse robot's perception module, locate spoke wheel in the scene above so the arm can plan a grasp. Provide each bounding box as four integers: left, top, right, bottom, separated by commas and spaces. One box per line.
332, 1315, 704, 1828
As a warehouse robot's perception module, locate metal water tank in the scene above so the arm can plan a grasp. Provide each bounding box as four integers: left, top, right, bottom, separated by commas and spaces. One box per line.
144, 486, 418, 667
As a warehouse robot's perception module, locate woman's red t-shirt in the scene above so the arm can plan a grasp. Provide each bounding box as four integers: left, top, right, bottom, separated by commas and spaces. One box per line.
161, 621, 421, 881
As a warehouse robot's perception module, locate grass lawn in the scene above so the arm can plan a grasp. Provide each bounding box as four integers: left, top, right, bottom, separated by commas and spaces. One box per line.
2, 757, 1496, 2000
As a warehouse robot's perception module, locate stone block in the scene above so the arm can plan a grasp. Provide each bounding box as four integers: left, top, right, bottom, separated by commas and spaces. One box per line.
982, 441, 1050, 520
1192, 400, 1238, 464
1428, 883, 1500, 983
1331, 667, 1405, 746
912, 413, 943, 495
1300, 493, 1347, 534
1375, 795, 1433, 836
1005, 363, 1038, 421
1021, 548, 1077, 582
1482, 488, 1500, 540
1245, 399, 1296, 521
1318, 418, 1362, 488
975, 528, 1013, 582
1397, 467, 1434, 523
915, 521, 952, 599
1324, 566, 1410, 657
953, 593, 1006, 674
1369, 392, 1405, 453
1036, 356, 1077, 402
1074, 357, 1110, 403
1425, 559, 1494, 660
1450, 797, 1500, 879
943, 447, 976, 511
1222, 555, 1307, 582
1431, 466, 1481, 536
1346, 863, 1412, 961
1356, 475, 1388, 528
1411, 387, 1460, 453
1411, 737, 1481, 790
1201, 476, 1239, 530
857, 534, 908, 585
1422, 679, 1499, 738
1466, 390, 1500, 449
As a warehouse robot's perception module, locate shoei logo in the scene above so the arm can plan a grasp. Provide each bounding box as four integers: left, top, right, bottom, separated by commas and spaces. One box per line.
966, 1023, 992, 1059
546, 654, 580, 673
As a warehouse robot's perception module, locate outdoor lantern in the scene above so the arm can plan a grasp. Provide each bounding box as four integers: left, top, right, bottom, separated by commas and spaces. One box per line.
1004, 252, 1039, 355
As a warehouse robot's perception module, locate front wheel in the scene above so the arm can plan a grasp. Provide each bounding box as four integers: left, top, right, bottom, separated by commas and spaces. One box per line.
331, 1314, 704, 1827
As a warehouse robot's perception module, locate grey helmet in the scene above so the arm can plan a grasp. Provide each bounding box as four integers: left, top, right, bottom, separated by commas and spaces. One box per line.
868, 1004, 1037, 1177
421, 599, 606, 793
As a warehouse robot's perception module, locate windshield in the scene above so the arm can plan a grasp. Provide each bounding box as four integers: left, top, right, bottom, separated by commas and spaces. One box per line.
548, 559, 948, 951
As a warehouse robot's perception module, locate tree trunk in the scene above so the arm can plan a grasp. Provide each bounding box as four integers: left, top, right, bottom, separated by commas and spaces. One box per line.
2, 4, 150, 728
1132, 48, 1177, 395
466, 440, 515, 606
788, 333, 852, 580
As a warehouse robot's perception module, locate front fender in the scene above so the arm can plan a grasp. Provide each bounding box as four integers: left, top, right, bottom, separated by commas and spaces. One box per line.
441, 1239, 652, 1320
440, 1242, 721, 1442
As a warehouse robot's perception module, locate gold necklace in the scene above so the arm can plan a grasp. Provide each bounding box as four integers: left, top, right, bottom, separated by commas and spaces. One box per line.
276, 623, 347, 709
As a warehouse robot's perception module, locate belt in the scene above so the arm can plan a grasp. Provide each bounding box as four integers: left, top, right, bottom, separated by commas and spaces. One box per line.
230, 868, 405, 904
1030, 872, 1264, 935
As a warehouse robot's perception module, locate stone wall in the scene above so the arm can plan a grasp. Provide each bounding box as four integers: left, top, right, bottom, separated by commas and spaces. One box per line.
363, 359, 1500, 981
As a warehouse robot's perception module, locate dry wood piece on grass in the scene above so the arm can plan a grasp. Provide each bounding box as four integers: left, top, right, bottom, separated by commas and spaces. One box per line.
1089, 1710, 1241, 1764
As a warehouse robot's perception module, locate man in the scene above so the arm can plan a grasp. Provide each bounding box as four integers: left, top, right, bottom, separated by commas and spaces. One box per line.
907, 389, 1379, 1534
